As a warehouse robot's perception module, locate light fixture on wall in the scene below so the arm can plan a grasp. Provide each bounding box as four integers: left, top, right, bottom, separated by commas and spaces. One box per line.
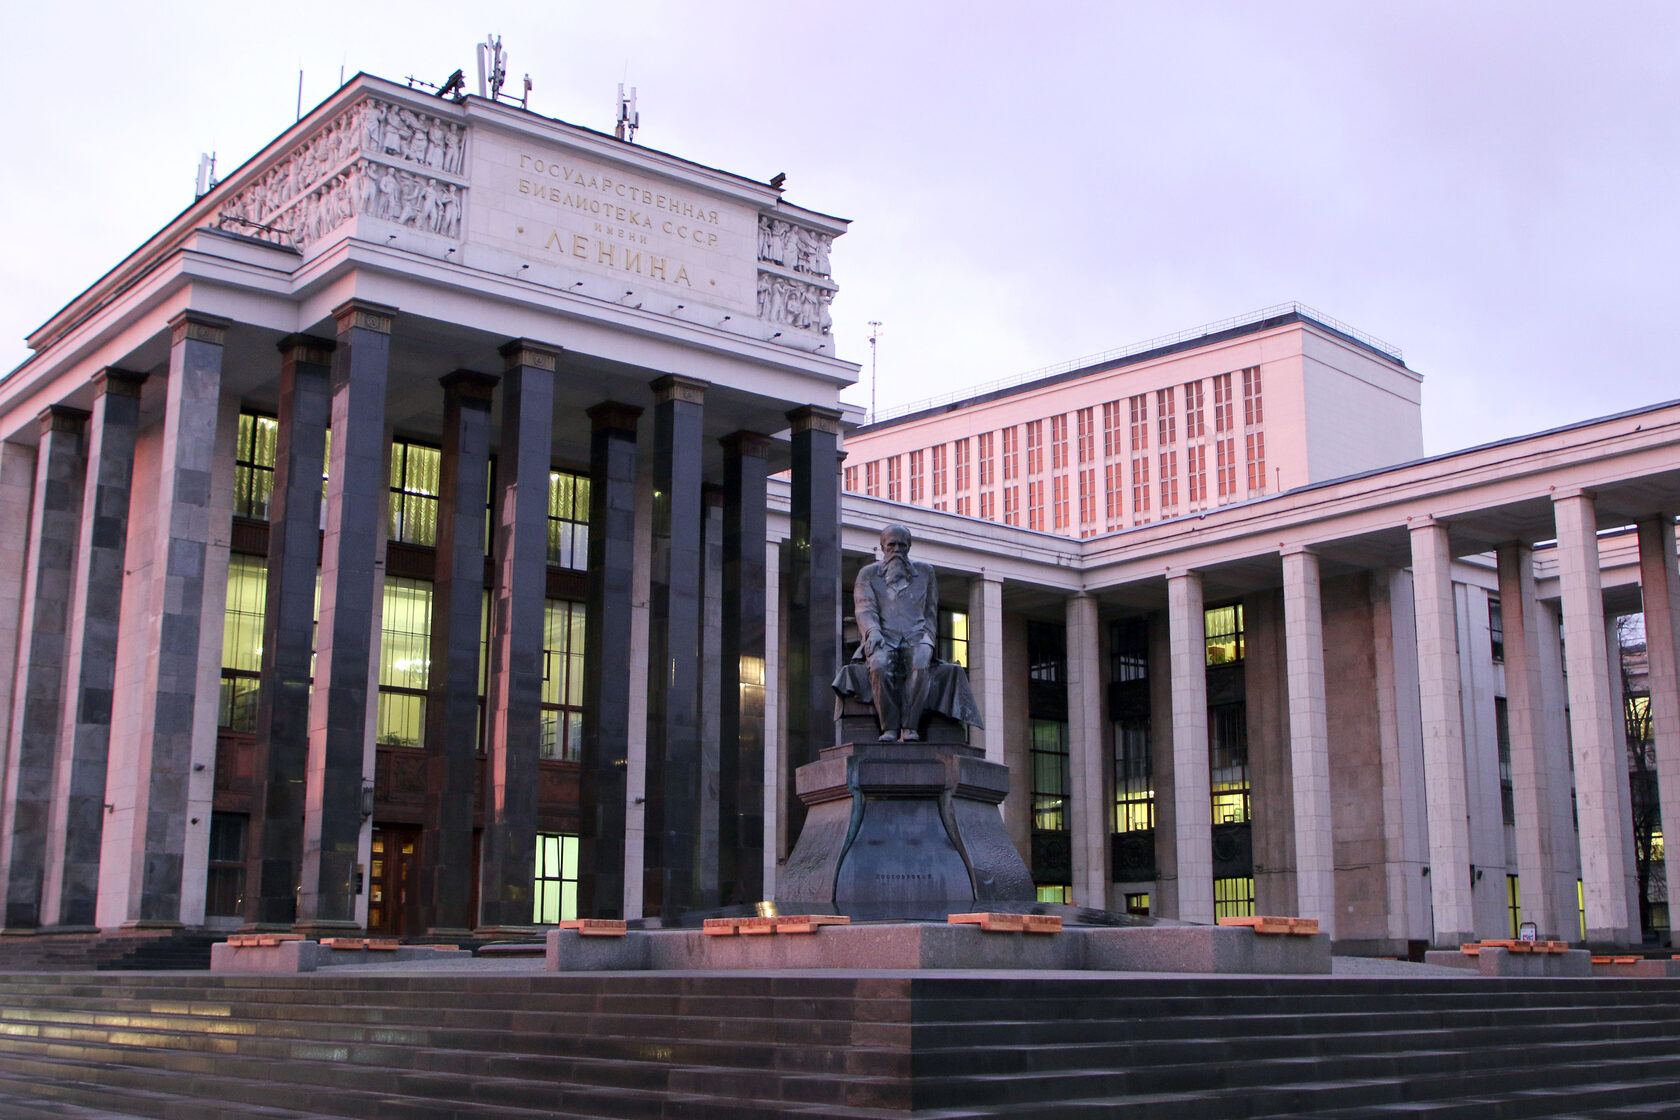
360, 781, 376, 820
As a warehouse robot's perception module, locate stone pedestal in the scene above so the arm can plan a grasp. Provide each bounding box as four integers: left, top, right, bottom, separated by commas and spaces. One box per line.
777, 739, 1032, 920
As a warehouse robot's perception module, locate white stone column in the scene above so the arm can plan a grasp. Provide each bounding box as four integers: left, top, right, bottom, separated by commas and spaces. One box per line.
1638, 517, 1680, 939
1552, 490, 1634, 944
1408, 518, 1474, 945
968, 574, 1006, 765
0, 442, 34, 825
761, 538, 781, 900
1282, 548, 1335, 939
1167, 571, 1213, 923
1066, 591, 1107, 908
1497, 543, 1572, 939
1605, 614, 1642, 935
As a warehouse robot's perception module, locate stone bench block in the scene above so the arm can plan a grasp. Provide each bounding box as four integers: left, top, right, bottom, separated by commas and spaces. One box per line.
210, 940, 470, 973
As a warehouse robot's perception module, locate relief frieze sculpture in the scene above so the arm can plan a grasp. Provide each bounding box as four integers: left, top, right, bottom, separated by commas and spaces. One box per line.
214, 97, 467, 251
756, 215, 836, 333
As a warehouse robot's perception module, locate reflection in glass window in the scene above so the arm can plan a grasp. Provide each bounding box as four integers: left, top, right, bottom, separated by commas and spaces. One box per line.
389, 441, 441, 546
1210, 702, 1250, 824
1114, 717, 1153, 832
938, 609, 968, 667
1030, 718, 1069, 831
234, 413, 278, 520
548, 470, 590, 570
1204, 604, 1245, 666
1214, 876, 1254, 919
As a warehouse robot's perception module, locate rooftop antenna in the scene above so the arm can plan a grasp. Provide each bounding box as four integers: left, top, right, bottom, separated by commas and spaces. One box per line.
867, 320, 882, 423
194, 152, 217, 200
477, 33, 508, 101
296, 69, 304, 121
615, 84, 639, 142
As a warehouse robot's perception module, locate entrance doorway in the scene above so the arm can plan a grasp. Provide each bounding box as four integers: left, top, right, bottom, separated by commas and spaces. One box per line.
369, 825, 420, 935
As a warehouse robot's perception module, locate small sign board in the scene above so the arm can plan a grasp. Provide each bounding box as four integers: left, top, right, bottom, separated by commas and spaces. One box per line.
1519, 921, 1538, 943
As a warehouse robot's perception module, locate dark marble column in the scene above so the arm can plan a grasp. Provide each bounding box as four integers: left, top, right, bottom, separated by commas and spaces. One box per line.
297, 302, 391, 933
52, 369, 146, 928
643, 374, 707, 921
418, 369, 497, 934
127, 312, 226, 926
782, 405, 843, 851
578, 402, 641, 920
477, 340, 556, 931
699, 486, 724, 911
0, 406, 88, 930
248, 335, 333, 929
718, 432, 770, 907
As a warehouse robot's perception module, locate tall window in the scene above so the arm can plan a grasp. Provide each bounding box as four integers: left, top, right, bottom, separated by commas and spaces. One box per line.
1205, 603, 1245, 666
547, 470, 590, 569
1102, 400, 1123, 457
1110, 617, 1148, 683
1052, 474, 1069, 530
1028, 479, 1045, 531
1028, 620, 1065, 683
533, 833, 580, 924
1183, 381, 1205, 439
1078, 469, 1096, 533
843, 465, 858, 492
1159, 449, 1178, 512
1003, 485, 1019, 526
1130, 455, 1151, 520
1002, 427, 1019, 480
1186, 444, 1207, 506
1496, 697, 1515, 826
1156, 387, 1176, 446
954, 438, 970, 492
378, 578, 433, 747
1030, 718, 1069, 831
979, 490, 994, 521
1104, 462, 1122, 526
1215, 437, 1237, 499
1507, 875, 1522, 938
389, 439, 442, 547
865, 460, 879, 497
1114, 717, 1153, 833
978, 432, 995, 488
219, 555, 267, 732
886, 455, 902, 502
1245, 431, 1266, 493
205, 812, 247, 918
1025, 420, 1044, 475
931, 444, 947, 504
1213, 373, 1234, 433
233, 412, 278, 520
1050, 414, 1068, 470
1128, 395, 1149, 451
1242, 366, 1263, 426
542, 599, 586, 761
1489, 597, 1505, 661
908, 449, 924, 504
1210, 702, 1250, 824
938, 608, 969, 667
1076, 407, 1095, 463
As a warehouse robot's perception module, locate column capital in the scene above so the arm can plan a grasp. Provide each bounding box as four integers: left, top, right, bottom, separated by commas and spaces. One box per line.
1407, 515, 1447, 532
439, 369, 499, 406
587, 401, 643, 432
1279, 543, 1318, 560
37, 405, 89, 435
787, 404, 843, 435
1165, 568, 1202, 587
168, 311, 229, 348
652, 373, 708, 405
92, 368, 147, 399
721, 430, 774, 459
331, 300, 396, 335
499, 339, 560, 372
1551, 486, 1597, 504
275, 333, 336, 366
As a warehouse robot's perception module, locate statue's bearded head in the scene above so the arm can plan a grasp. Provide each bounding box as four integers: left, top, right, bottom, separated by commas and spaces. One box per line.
880, 525, 912, 587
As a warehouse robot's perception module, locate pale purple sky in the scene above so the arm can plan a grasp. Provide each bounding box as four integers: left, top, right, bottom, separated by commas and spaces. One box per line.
7, 2, 1676, 455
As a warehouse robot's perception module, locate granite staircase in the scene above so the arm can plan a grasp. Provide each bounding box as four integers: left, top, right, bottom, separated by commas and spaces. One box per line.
0, 972, 1674, 1117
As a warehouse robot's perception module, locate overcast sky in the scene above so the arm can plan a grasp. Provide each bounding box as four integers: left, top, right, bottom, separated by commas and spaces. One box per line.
6, 2, 1675, 455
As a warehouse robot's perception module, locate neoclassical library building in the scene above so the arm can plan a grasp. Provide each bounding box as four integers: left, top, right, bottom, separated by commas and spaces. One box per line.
2, 74, 1678, 954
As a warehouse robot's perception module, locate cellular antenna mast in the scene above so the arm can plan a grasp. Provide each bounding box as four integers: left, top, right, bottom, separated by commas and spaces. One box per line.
868, 321, 882, 424
477, 34, 508, 101
194, 152, 217, 200
615, 84, 640, 142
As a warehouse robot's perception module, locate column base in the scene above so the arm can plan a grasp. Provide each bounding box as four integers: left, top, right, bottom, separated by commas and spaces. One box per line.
474, 925, 541, 938
424, 927, 476, 940
119, 920, 184, 931
291, 921, 361, 939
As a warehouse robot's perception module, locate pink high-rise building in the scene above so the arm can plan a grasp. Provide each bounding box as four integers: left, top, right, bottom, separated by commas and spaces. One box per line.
843, 305, 1422, 537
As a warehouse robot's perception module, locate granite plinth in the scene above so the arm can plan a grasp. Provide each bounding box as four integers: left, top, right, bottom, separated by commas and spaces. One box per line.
1424, 946, 1593, 977
777, 740, 1033, 920
545, 922, 1331, 974
210, 941, 469, 973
